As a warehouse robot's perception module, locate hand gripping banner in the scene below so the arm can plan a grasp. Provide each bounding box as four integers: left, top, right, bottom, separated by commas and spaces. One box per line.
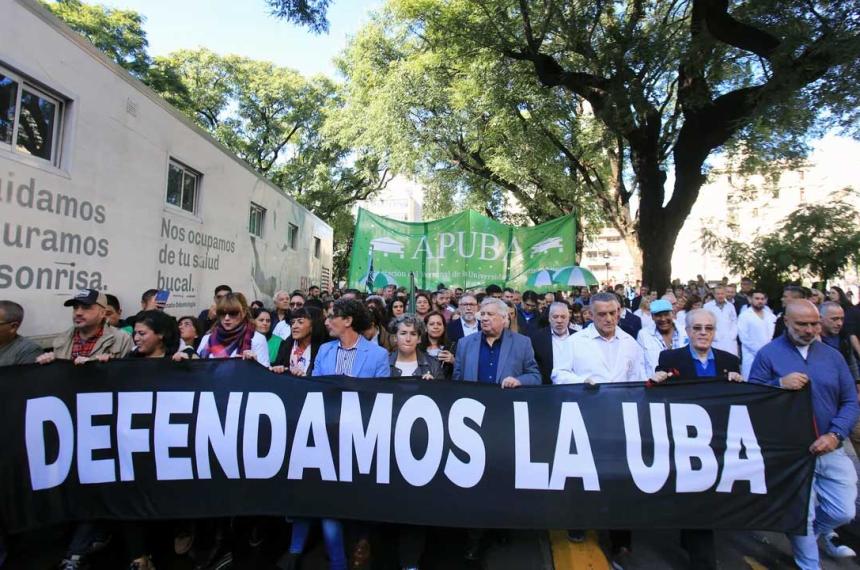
0, 359, 814, 534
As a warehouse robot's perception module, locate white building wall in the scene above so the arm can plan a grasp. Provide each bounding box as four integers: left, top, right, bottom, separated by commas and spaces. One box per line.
0, 0, 333, 337
355, 175, 423, 222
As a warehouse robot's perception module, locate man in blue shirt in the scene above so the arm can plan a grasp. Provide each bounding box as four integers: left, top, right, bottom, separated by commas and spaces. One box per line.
749, 300, 860, 568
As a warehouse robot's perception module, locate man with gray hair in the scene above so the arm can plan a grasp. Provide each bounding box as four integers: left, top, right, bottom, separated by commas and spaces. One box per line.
819, 301, 852, 364
529, 301, 578, 384
0, 300, 42, 366
552, 292, 646, 385
447, 293, 480, 345
652, 308, 741, 569
452, 297, 540, 388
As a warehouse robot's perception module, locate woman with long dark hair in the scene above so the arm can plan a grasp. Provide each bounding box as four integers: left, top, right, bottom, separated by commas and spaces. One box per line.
271, 306, 327, 376
251, 307, 282, 364
131, 310, 179, 358
421, 310, 455, 379
177, 315, 203, 356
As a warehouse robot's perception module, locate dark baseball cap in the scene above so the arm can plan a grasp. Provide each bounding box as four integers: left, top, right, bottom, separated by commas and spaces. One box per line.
63, 288, 108, 308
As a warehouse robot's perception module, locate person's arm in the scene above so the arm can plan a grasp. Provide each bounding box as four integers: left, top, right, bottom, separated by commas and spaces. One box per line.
311, 344, 327, 377
374, 351, 390, 378
515, 341, 542, 386
747, 349, 779, 386
451, 337, 465, 381
197, 334, 209, 358
22, 342, 45, 365
550, 342, 590, 384
828, 359, 860, 439
252, 334, 271, 367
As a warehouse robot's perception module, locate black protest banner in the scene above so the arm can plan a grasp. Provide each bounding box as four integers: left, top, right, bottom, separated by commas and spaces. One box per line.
0, 359, 814, 534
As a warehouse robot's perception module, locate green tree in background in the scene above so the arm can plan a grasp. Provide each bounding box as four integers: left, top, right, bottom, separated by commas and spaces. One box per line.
45, 1, 388, 284
702, 190, 860, 298
348, 0, 860, 291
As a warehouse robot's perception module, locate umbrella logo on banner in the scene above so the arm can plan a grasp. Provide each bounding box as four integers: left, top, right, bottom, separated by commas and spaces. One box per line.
552, 266, 599, 287
369, 237, 406, 258
530, 236, 564, 255
526, 269, 556, 288
357, 272, 399, 290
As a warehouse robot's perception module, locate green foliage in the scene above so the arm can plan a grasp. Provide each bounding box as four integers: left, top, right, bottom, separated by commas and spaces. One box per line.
334, 17, 611, 234
341, 0, 860, 289
265, 0, 331, 34
47, 0, 388, 284
42, 0, 152, 77
702, 191, 860, 296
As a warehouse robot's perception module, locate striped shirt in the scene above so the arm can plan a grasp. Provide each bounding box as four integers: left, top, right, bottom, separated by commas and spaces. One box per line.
335, 340, 360, 375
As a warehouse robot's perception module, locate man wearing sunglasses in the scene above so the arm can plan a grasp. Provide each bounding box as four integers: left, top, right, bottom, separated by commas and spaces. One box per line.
653, 308, 741, 570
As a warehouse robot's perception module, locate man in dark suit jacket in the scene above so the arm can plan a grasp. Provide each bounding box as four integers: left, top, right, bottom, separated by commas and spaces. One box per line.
447, 293, 481, 346
616, 293, 642, 339
529, 302, 577, 384
652, 308, 741, 570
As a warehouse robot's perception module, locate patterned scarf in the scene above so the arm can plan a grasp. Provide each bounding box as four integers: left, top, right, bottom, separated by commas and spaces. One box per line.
200, 321, 255, 359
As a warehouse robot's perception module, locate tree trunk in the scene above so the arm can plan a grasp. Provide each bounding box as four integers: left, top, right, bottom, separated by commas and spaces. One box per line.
639, 223, 678, 294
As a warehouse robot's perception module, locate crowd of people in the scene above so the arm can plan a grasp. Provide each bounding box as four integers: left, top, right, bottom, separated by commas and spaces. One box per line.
0, 275, 859, 570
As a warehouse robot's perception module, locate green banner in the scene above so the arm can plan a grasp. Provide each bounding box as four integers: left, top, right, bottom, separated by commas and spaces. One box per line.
348, 209, 586, 292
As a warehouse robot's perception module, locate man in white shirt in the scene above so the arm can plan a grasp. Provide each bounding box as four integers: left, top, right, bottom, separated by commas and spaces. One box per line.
447, 293, 480, 345
552, 292, 646, 384
704, 285, 738, 356
737, 289, 776, 378
529, 302, 577, 384
637, 299, 686, 378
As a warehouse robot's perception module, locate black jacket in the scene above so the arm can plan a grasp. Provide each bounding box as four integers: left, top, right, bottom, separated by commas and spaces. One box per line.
447, 318, 480, 347
656, 346, 740, 379
388, 350, 445, 380
618, 310, 642, 339
529, 326, 578, 385
272, 337, 322, 375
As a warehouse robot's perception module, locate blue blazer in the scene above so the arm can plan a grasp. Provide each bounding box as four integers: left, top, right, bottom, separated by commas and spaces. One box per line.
312, 336, 390, 378
452, 329, 541, 385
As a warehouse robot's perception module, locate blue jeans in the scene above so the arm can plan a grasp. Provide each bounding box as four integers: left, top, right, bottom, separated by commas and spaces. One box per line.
790, 447, 858, 570
289, 518, 346, 570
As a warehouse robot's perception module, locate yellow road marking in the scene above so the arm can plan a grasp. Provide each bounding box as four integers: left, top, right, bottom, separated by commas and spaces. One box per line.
549, 530, 610, 570
743, 555, 768, 570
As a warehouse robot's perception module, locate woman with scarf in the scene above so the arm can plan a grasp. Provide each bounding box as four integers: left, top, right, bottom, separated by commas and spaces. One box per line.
271, 306, 327, 376
197, 292, 270, 366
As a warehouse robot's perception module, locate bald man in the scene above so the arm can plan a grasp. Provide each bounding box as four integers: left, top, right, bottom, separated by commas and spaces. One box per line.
749, 300, 860, 568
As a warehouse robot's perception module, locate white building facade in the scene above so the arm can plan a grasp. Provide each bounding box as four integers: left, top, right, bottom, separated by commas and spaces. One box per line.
1, 0, 333, 338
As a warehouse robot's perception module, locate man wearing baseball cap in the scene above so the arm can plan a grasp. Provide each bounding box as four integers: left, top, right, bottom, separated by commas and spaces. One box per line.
636, 298, 687, 378
36, 288, 132, 366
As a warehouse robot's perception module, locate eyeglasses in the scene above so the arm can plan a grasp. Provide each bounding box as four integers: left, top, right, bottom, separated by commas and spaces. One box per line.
218, 310, 241, 318
459, 302, 477, 307
691, 325, 715, 332
289, 302, 304, 307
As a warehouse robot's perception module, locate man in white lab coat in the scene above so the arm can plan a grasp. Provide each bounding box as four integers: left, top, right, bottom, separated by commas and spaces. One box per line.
704, 285, 738, 356
737, 289, 777, 378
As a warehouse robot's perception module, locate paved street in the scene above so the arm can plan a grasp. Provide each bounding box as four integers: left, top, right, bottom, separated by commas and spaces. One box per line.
7, 448, 860, 569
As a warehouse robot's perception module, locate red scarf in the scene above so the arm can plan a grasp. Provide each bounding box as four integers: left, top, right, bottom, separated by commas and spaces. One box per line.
200, 321, 254, 359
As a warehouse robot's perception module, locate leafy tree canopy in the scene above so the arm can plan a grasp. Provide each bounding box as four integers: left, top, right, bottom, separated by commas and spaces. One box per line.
702, 189, 860, 296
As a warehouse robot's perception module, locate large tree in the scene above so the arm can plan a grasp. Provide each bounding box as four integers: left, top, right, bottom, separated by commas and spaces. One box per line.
334, 20, 621, 260
369, 0, 860, 291
47, 0, 389, 283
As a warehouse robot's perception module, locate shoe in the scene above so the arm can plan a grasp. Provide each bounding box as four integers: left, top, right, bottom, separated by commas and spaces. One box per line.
350, 538, 371, 569
275, 552, 299, 570
567, 529, 586, 543
611, 547, 633, 570
59, 555, 89, 570
823, 531, 857, 558
129, 555, 156, 570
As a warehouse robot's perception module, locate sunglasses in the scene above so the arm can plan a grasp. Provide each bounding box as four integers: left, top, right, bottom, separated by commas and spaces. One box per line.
289, 302, 304, 307
218, 310, 241, 318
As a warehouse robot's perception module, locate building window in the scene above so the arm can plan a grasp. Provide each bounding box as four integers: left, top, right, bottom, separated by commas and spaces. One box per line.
249, 203, 266, 237
313, 236, 321, 258
0, 67, 64, 165
288, 223, 299, 250
166, 160, 200, 214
